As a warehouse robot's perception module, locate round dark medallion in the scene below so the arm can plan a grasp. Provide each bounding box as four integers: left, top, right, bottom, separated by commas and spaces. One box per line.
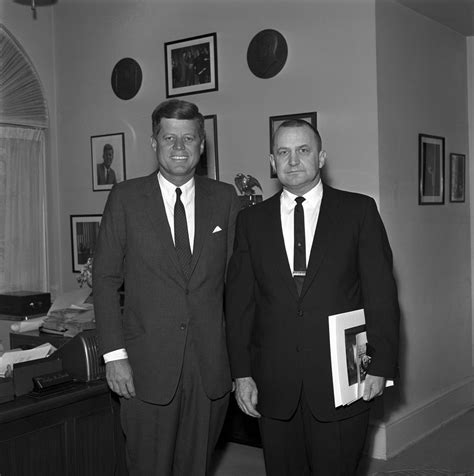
247, 29, 288, 79
111, 58, 143, 100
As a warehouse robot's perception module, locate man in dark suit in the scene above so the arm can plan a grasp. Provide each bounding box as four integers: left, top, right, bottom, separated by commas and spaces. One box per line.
226, 120, 399, 475
97, 143, 117, 185
93, 99, 240, 476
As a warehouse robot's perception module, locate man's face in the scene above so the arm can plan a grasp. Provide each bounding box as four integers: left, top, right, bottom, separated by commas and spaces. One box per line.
270, 125, 326, 195
103, 148, 114, 168
152, 118, 204, 186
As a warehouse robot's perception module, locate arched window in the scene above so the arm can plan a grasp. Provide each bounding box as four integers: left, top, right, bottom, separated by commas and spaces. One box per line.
0, 24, 48, 293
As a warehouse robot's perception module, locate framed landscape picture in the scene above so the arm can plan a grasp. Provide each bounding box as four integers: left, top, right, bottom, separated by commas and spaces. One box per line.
269, 111, 318, 178
449, 153, 466, 203
418, 134, 445, 205
165, 33, 218, 98
70, 215, 102, 273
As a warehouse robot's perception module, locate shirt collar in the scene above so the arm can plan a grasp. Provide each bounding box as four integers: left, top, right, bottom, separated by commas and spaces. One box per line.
157, 172, 195, 203
281, 180, 323, 209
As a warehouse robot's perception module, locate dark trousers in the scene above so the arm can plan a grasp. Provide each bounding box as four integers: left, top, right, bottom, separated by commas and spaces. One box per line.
258, 388, 369, 476
120, 340, 229, 476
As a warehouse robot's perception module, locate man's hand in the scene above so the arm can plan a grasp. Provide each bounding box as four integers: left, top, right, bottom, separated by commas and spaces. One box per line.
363, 374, 386, 401
234, 377, 261, 418
106, 359, 136, 399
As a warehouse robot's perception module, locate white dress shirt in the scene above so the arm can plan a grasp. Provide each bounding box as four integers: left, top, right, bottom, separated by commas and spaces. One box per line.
280, 180, 323, 275
103, 172, 196, 363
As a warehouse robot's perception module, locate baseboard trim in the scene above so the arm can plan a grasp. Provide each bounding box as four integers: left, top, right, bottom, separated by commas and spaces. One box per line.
365, 376, 474, 460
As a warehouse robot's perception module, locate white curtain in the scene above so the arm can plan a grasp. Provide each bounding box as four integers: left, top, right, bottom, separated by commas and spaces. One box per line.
0, 126, 47, 292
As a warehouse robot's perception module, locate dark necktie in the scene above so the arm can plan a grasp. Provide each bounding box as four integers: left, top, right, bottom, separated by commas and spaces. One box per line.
294, 196, 306, 295
174, 188, 192, 280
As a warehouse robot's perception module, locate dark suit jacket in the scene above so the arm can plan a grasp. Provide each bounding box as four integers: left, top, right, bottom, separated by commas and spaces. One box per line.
97, 163, 117, 185
226, 184, 399, 422
93, 172, 240, 404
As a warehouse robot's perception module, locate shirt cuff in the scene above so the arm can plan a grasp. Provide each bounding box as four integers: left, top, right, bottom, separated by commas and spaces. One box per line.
103, 348, 128, 363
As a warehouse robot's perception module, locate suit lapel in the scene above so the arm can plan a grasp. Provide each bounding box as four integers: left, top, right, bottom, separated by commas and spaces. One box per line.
143, 173, 184, 280
190, 176, 213, 277
300, 184, 339, 298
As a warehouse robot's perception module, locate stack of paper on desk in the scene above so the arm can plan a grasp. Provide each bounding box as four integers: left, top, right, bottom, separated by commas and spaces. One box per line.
0, 343, 56, 377
40, 288, 95, 338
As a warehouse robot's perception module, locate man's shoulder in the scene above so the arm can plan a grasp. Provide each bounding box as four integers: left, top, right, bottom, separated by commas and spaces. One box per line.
111, 173, 155, 195
324, 184, 376, 208
238, 191, 280, 220
196, 175, 236, 196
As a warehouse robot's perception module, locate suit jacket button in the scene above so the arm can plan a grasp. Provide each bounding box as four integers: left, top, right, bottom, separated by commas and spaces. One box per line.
296, 345, 301, 352
180, 323, 186, 330
297, 309, 304, 317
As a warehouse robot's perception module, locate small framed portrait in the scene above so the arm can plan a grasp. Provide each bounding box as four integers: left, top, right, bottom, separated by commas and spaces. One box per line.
91, 133, 126, 192
269, 112, 318, 178
195, 114, 219, 180
70, 215, 102, 273
449, 153, 466, 203
418, 134, 445, 205
164, 33, 218, 98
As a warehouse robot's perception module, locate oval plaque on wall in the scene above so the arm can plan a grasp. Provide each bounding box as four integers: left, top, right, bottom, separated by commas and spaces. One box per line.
111, 58, 143, 100
247, 29, 288, 79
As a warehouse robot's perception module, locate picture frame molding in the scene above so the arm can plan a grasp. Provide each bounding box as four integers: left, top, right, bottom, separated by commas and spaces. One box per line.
70, 214, 102, 273
91, 132, 126, 192
418, 133, 445, 205
164, 32, 218, 98
449, 152, 466, 203
269, 111, 318, 178
195, 114, 219, 180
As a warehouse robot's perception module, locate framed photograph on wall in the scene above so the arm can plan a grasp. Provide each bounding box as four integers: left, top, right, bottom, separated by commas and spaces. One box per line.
449, 153, 466, 203
418, 134, 445, 205
70, 215, 102, 273
195, 114, 219, 180
269, 111, 318, 178
165, 33, 218, 98
91, 132, 126, 192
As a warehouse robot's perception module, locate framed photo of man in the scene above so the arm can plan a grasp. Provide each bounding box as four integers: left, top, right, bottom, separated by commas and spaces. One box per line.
418, 134, 445, 205
164, 33, 218, 98
269, 111, 318, 178
91, 132, 126, 191
449, 153, 466, 203
70, 215, 102, 273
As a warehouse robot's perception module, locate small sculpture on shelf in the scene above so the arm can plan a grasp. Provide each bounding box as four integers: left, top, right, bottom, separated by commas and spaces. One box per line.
234, 173, 263, 208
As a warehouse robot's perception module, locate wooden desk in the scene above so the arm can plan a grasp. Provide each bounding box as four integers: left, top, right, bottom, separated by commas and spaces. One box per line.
0, 381, 127, 476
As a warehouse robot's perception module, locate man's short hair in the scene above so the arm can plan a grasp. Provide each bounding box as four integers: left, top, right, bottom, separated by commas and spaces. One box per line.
272, 119, 322, 153
103, 143, 113, 154
152, 99, 205, 140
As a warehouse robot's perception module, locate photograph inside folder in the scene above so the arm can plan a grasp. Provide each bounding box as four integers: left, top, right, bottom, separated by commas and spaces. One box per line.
328, 309, 393, 407
0, 343, 56, 377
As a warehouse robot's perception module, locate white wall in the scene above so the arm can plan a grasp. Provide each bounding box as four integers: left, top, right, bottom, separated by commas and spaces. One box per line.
53, 0, 380, 291
469, 37, 474, 370
376, 0, 473, 458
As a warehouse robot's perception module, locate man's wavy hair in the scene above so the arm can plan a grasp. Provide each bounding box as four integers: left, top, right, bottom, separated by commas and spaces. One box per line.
152, 99, 205, 141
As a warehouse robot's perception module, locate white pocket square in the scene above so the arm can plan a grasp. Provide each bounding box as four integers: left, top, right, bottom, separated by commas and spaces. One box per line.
212, 226, 222, 233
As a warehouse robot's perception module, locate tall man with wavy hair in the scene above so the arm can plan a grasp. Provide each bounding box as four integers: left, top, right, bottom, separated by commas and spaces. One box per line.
93, 99, 240, 475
